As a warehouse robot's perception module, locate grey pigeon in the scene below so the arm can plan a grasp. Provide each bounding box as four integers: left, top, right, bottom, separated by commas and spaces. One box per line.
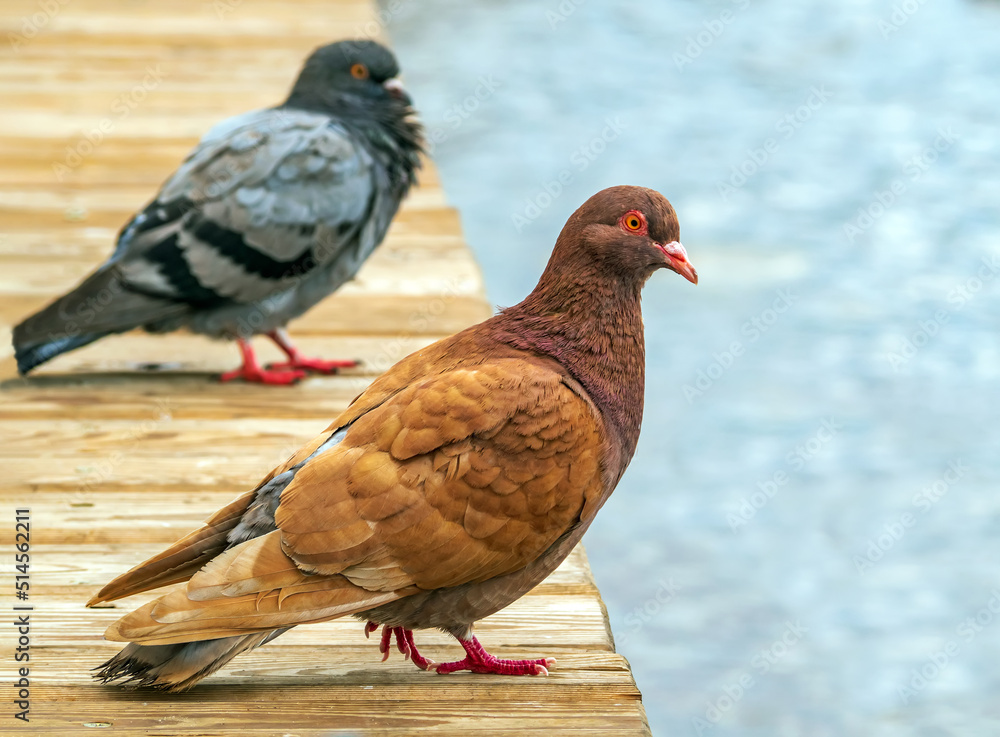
13, 40, 423, 384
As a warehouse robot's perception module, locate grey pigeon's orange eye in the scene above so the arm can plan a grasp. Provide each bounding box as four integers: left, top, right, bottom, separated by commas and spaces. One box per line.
350, 63, 369, 80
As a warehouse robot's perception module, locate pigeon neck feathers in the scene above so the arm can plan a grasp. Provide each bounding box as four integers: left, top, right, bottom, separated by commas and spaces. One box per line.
492, 256, 647, 470
280, 91, 423, 188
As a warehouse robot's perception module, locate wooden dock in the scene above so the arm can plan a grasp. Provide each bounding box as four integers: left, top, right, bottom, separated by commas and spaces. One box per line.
0, 1, 651, 733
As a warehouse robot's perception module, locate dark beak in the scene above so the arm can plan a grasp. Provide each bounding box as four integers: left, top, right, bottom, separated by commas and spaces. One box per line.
656, 241, 698, 284
383, 78, 409, 103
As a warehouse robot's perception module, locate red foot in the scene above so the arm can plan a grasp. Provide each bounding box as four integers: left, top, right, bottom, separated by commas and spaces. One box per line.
365, 621, 435, 671
266, 356, 360, 374
266, 330, 359, 375
219, 339, 305, 385
435, 636, 555, 676
219, 365, 306, 385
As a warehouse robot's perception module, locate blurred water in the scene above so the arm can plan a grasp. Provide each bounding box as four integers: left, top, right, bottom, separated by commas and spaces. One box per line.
387, 1, 1000, 734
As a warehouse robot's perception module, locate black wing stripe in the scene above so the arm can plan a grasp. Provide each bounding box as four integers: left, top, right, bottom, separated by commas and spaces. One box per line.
187, 214, 317, 282
143, 233, 229, 307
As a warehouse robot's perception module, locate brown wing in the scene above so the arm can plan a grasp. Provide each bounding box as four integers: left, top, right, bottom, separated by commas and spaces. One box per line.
102, 359, 605, 645
276, 359, 605, 591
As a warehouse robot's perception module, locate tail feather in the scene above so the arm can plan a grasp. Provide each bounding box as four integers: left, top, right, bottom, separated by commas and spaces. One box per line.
89, 440, 409, 691
88, 491, 256, 606
105, 532, 408, 646
93, 629, 289, 692
14, 333, 109, 376
93, 562, 404, 690
12, 266, 187, 375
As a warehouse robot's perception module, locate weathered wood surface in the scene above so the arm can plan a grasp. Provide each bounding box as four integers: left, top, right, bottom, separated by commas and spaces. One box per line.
0, 0, 651, 733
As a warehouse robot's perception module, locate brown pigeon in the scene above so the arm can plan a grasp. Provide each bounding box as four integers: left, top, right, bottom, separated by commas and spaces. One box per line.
13, 40, 422, 385
88, 185, 698, 690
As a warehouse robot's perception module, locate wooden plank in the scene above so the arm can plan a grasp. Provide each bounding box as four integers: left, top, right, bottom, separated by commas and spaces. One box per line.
0, 0, 651, 733
0, 693, 648, 736
0, 378, 365, 420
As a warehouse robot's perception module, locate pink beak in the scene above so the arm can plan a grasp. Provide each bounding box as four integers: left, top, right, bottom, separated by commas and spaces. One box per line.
657, 241, 698, 284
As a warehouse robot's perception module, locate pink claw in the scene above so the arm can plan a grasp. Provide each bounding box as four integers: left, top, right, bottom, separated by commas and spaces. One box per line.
379, 626, 393, 662
400, 628, 435, 671
366, 624, 435, 671
434, 636, 555, 676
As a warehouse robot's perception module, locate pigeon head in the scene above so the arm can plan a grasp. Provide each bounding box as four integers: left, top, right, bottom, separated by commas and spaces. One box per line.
286, 40, 411, 110
554, 185, 697, 285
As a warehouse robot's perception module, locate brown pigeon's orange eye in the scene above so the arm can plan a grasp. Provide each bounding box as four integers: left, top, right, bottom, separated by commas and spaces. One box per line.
620, 210, 646, 233
350, 63, 369, 80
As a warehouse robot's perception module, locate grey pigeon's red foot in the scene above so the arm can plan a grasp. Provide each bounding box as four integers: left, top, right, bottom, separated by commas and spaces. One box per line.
220, 338, 305, 385
266, 329, 360, 374
365, 621, 435, 671
435, 636, 555, 676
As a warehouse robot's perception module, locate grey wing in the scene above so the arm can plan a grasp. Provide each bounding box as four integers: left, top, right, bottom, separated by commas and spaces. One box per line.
113, 108, 377, 306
